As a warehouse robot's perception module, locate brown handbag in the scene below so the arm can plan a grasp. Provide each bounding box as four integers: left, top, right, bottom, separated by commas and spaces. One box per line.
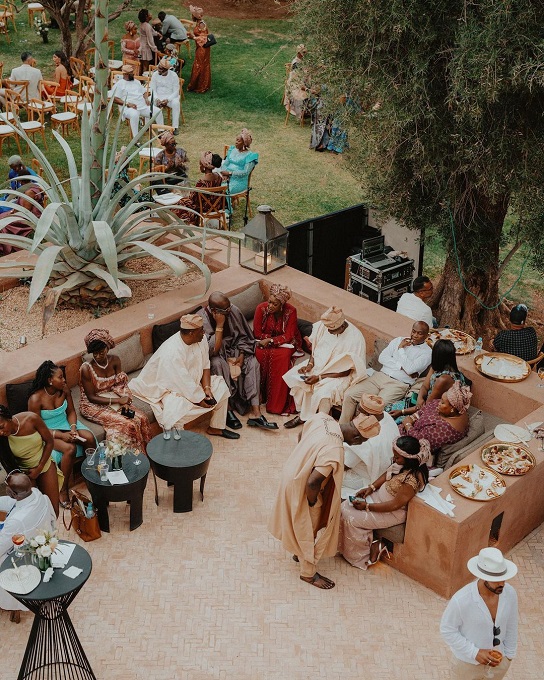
63, 489, 102, 542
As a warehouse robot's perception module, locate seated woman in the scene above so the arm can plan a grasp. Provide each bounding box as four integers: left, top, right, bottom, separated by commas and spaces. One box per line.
43, 51, 73, 96
28, 361, 95, 507
79, 329, 152, 452
164, 43, 183, 74
220, 129, 258, 210
492, 303, 539, 362
388, 339, 468, 422
0, 178, 44, 256
338, 436, 430, 569
399, 381, 472, 457
153, 131, 189, 191
174, 151, 222, 224
0, 405, 61, 516
254, 284, 302, 415
121, 20, 141, 60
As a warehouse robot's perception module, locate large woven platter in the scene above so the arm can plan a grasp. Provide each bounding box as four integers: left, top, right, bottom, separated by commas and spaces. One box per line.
481, 443, 536, 476
426, 329, 476, 355
474, 352, 531, 382
0, 564, 41, 594
449, 464, 506, 501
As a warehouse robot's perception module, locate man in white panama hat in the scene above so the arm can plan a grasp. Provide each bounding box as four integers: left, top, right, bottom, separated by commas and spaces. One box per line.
440, 547, 518, 679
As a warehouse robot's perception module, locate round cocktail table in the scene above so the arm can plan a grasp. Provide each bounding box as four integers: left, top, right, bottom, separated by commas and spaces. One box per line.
0, 542, 95, 679
82, 452, 149, 531
147, 431, 213, 513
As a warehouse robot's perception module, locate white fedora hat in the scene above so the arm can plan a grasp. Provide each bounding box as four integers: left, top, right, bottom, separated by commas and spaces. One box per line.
467, 548, 518, 581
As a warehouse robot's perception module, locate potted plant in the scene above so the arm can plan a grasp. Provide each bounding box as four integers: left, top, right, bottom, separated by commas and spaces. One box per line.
34, 15, 50, 43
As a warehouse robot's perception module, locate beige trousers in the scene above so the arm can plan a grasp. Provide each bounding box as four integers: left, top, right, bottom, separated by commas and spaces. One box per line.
451, 656, 511, 680
339, 372, 410, 423
174, 388, 228, 431
299, 501, 323, 578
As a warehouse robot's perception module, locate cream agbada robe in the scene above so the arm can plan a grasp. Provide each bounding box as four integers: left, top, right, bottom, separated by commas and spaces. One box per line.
129, 333, 229, 430
283, 320, 367, 421
268, 413, 344, 568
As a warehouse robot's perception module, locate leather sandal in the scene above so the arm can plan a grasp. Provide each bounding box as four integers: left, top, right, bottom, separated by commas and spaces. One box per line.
247, 415, 278, 430
284, 415, 304, 429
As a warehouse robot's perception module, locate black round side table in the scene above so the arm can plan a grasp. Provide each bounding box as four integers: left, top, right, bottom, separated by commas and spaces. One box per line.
82, 452, 149, 532
147, 431, 213, 513
0, 542, 95, 679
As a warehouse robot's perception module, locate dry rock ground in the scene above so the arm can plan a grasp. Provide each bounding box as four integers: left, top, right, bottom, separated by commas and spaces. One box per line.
1, 419, 543, 679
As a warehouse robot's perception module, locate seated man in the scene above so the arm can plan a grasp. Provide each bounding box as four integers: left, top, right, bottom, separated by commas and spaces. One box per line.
112, 64, 151, 138
149, 58, 181, 135
198, 292, 278, 431
0, 472, 57, 622
283, 306, 367, 428
128, 314, 239, 440
492, 303, 539, 362
340, 321, 432, 423
341, 394, 400, 499
396, 275, 434, 328
8, 155, 37, 190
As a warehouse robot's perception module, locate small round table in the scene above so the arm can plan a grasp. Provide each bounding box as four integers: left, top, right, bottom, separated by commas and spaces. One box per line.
82, 452, 149, 532
0, 542, 95, 679
147, 431, 213, 513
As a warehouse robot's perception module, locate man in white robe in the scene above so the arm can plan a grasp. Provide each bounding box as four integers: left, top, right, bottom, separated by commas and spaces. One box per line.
282, 306, 367, 428
129, 314, 240, 439
341, 394, 400, 499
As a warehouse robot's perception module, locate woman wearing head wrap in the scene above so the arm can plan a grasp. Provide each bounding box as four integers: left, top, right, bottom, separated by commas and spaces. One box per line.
79, 329, 152, 452
399, 380, 471, 463
121, 20, 141, 60
253, 285, 303, 414
338, 435, 430, 569
153, 132, 189, 188
219, 129, 259, 212
187, 5, 212, 93
173, 151, 223, 225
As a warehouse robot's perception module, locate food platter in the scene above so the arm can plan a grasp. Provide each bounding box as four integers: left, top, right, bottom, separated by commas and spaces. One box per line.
427, 328, 476, 355
481, 443, 536, 476
449, 464, 506, 501
474, 352, 531, 382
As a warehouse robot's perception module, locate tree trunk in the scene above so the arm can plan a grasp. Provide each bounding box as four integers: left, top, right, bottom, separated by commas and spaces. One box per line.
89, 0, 109, 206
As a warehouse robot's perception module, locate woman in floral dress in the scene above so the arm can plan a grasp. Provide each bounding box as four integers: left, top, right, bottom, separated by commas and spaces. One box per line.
187, 5, 211, 93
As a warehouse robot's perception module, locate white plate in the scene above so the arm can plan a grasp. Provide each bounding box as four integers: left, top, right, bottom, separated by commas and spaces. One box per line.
494, 424, 531, 444
0, 565, 41, 594
527, 421, 543, 435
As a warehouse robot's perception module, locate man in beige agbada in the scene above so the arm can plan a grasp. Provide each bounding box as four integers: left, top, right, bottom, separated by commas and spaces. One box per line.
282, 306, 367, 428
268, 411, 380, 589
129, 314, 240, 439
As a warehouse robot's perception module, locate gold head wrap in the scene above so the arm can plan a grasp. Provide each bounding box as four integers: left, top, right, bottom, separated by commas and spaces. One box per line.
84, 329, 115, 351
359, 394, 385, 415
180, 314, 204, 330
121, 64, 134, 74
158, 57, 171, 69
269, 284, 291, 305
239, 128, 253, 148
352, 414, 380, 439
446, 381, 472, 415
189, 5, 204, 19
200, 151, 214, 170
124, 20, 137, 32
160, 131, 176, 147
320, 306, 345, 330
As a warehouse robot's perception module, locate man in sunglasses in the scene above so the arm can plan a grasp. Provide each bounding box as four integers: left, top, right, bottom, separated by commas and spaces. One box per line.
440, 547, 518, 678
149, 58, 181, 135
0, 471, 56, 620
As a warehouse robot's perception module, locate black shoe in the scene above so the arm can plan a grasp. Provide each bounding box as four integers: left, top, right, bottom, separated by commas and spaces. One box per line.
173, 128, 179, 135
247, 415, 279, 430
284, 415, 304, 429
219, 429, 240, 440
226, 410, 242, 429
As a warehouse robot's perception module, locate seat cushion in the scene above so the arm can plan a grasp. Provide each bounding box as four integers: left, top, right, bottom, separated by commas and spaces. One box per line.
82, 332, 145, 375
6, 380, 33, 416
151, 319, 181, 353
229, 282, 264, 321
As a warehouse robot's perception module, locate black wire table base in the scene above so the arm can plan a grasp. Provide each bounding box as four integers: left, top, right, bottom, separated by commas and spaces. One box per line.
17, 587, 96, 680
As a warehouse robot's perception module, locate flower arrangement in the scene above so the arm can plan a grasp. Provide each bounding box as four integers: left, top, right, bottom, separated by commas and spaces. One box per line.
105, 435, 131, 470
28, 528, 59, 570
34, 15, 50, 43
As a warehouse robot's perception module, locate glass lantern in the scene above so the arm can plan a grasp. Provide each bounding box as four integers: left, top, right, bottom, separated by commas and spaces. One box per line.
239, 205, 288, 274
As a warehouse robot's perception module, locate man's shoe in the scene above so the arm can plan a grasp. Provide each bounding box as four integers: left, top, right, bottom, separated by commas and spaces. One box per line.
220, 429, 240, 440
226, 410, 242, 429
173, 128, 179, 135
284, 415, 304, 429
247, 415, 279, 430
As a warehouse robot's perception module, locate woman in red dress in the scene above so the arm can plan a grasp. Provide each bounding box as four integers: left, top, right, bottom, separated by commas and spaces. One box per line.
254, 285, 302, 415
187, 5, 211, 93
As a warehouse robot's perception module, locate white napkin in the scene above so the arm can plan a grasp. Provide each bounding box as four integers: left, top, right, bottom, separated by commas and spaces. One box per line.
106, 470, 129, 485
63, 566, 83, 579
417, 484, 456, 516
51, 542, 76, 569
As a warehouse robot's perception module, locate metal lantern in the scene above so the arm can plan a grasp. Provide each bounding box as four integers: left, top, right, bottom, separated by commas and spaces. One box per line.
239, 205, 288, 274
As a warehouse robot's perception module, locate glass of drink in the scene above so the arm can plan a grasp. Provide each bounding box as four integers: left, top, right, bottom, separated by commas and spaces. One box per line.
12, 534, 26, 559
537, 368, 544, 388
85, 447, 96, 467
98, 461, 109, 481
133, 448, 142, 466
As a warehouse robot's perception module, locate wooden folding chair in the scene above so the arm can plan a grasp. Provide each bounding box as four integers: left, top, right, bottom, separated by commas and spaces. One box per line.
197, 185, 228, 230
122, 57, 141, 76
27, 2, 43, 27
69, 57, 86, 81
51, 89, 80, 136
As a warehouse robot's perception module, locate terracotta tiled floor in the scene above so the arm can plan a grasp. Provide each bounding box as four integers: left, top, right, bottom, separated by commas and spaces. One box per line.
2, 419, 543, 679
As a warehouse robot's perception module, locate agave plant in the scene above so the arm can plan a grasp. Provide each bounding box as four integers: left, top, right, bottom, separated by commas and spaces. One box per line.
0, 106, 243, 314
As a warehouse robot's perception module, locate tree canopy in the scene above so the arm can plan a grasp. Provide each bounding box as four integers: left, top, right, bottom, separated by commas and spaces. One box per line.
294, 0, 544, 333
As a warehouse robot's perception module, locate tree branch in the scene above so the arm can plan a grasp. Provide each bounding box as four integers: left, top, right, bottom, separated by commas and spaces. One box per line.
497, 240, 522, 277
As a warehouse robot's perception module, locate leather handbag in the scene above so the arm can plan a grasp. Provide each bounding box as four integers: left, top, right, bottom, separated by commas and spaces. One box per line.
63, 489, 101, 542
203, 33, 217, 48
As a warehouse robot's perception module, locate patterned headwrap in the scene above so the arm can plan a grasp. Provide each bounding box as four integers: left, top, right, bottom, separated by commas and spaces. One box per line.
392, 436, 431, 466
352, 414, 380, 439
269, 284, 291, 306
446, 381, 472, 415
189, 5, 204, 19
200, 151, 214, 170
160, 131, 176, 147
239, 128, 253, 148
124, 20, 137, 32
320, 306, 345, 330
158, 57, 172, 69
180, 314, 203, 330
84, 329, 115, 351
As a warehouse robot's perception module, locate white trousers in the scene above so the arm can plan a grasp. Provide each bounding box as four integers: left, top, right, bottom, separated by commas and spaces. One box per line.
155, 98, 180, 130
121, 105, 151, 137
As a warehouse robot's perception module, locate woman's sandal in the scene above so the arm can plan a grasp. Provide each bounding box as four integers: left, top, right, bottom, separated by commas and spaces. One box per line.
365, 540, 390, 568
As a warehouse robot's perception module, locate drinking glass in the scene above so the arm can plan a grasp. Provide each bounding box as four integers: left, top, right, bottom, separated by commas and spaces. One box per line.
85, 447, 96, 467
133, 448, 142, 466
12, 534, 26, 559
537, 368, 544, 388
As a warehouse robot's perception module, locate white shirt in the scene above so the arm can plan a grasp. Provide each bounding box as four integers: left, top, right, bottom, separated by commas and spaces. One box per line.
378, 336, 432, 385
0, 488, 57, 565
150, 70, 179, 104
10, 63, 44, 101
440, 581, 518, 664
341, 411, 399, 497
112, 78, 147, 110
396, 292, 434, 327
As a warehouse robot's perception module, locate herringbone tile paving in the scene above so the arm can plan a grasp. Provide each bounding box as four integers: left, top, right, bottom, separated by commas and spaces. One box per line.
2, 419, 543, 678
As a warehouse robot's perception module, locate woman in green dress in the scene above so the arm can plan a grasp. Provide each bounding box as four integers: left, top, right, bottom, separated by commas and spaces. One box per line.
220, 129, 258, 211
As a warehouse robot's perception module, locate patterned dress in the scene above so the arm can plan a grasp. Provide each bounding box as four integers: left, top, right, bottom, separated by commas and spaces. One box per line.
79, 362, 152, 451
398, 399, 468, 453
187, 20, 211, 93
174, 175, 222, 225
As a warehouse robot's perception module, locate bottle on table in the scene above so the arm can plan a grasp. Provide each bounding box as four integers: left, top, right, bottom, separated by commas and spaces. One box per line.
475, 337, 483, 354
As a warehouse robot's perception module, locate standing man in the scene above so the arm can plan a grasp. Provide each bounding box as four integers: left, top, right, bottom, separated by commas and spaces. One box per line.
340, 321, 432, 421
198, 292, 278, 431
150, 58, 181, 134
396, 275, 434, 328
269, 411, 380, 589
440, 547, 518, 679
0, 52, 43, 106
112, 64, 152, 139
157, 11, 188, 43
